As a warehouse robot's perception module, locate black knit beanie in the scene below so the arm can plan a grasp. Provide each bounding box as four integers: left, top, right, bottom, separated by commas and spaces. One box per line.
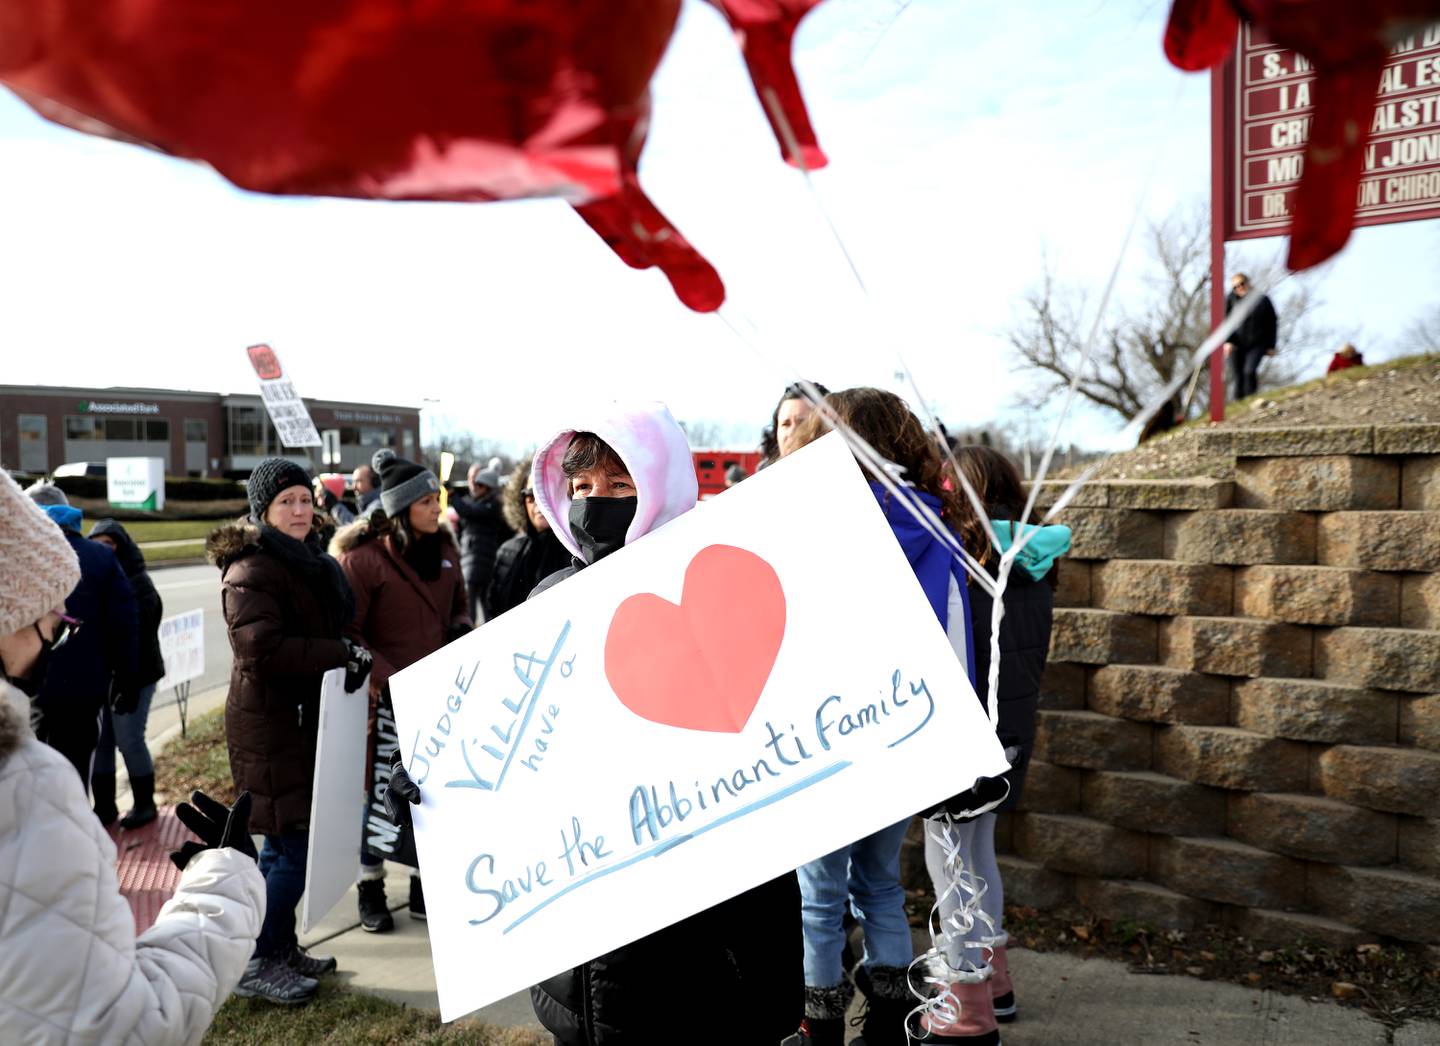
379, 457, 440, 518
248, 457, 312, 520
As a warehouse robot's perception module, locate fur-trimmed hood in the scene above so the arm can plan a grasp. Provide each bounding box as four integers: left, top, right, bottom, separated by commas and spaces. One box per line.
205, 518, 262, 569
328, 515, 378, 558
327, 512, 460, 559
0, 679, 33, 766
206, 515, 333, 569
503, 455, 538, 536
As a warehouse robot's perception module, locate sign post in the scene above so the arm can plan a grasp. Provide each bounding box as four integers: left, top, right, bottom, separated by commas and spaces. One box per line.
245, 343, 323, 449
156, 608, 205, 737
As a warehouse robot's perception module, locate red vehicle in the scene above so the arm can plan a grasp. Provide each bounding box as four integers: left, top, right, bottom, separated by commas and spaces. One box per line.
692, 449, 762, 499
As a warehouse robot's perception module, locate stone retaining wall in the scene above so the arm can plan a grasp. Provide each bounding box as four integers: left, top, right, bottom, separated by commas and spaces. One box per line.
987, 424, 1437, 947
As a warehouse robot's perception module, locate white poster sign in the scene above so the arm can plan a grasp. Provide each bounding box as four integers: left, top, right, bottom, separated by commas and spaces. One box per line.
155, 609, 204, 691
302, 668, 370, 933
246, 342, 322, 448
389, 432, 1010, 1022
106, 457, 165, 511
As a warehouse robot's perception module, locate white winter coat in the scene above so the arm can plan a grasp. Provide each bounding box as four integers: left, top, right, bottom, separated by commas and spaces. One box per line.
0, 680, 265, 1044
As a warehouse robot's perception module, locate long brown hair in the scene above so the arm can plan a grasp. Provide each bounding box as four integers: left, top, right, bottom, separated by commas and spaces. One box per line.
954, 445, 1027, 569
792, 387, 985, 557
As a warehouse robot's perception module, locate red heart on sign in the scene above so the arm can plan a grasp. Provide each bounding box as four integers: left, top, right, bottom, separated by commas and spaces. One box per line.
604, 544, 785, 733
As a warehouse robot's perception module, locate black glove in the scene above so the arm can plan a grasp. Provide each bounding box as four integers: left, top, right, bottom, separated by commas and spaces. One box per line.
171, 790, 259, 870
110, 679, 140, 716
445, 622, 472, 644
343, 639, 373, 693
920, 773, 1012, 821
383, 751, 421, 831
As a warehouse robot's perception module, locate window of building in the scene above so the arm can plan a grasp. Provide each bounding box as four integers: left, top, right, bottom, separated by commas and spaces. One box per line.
185, 418, 208, 443
229, 405, 268, 456
359, 426, 391, 449
63, 415, 170, 442
106, 418, 137, 441
65, 416, 99, 440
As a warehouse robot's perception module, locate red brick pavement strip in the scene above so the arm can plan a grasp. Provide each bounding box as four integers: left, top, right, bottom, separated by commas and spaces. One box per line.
108, 806, 199, 934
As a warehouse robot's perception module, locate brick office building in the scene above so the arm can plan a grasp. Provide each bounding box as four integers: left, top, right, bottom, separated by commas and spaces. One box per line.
0, 385, 420, 478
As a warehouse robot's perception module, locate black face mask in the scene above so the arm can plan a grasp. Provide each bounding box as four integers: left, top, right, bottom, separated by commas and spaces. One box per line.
2, 622, 59, 699
569, 496, 637, 565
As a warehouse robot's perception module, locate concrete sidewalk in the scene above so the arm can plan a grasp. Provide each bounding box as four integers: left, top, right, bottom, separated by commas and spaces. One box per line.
300, 905, 1438, 1045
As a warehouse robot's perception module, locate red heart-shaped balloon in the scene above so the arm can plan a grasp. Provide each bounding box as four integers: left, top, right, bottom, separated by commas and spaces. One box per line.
604, 544, 785, 733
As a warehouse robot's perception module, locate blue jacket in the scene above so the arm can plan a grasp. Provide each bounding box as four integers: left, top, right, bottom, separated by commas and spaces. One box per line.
36, 508, 139, 709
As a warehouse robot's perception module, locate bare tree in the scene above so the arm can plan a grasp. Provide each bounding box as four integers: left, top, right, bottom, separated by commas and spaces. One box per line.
1402, 303, 1440, 353
1010, 207, 1333, 425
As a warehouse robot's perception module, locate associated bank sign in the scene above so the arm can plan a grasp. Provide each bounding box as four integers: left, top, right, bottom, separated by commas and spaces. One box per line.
78, 400, 161, 415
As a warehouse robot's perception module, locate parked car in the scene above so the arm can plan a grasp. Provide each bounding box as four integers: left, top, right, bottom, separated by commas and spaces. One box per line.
53, 461, 108, 478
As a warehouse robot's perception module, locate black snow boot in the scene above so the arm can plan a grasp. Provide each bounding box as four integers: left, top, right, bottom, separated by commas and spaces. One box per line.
799, 981, 853, 1046
357, 876, 394, 933
92, 773, 118, 827
120, 773, 158, 829
852, 963, 915, 1046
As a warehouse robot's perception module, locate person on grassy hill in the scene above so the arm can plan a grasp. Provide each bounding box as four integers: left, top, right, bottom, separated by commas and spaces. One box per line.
483, 455, 571, 619
915, 444, 1069, 1043
385, 402, 804, 1046
786, 388, 992, 1046
331, 455, 470, 933
1326, 342, 1365, 374
1223, 272, 1279, 401
89, 518, 166, 828
22, 482, 139, 795
207, 457, 372, 1006
1, 467, 265, 1043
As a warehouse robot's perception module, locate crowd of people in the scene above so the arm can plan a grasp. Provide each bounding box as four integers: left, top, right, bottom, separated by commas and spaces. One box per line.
1, 380, 1069, 1046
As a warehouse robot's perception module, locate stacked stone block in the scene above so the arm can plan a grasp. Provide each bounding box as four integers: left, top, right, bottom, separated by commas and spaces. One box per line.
994, 426, 1440, 946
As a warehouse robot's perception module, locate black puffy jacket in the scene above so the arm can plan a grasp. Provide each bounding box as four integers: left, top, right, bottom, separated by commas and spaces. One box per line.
89, 520, 165, 689
968, 562, 1056, 812
529, 870, 802, 1045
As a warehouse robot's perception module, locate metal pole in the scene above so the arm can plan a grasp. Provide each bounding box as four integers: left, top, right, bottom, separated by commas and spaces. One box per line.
1210, 63, 1228, 422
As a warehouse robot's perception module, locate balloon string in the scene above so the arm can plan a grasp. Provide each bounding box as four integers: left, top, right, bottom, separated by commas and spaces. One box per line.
906, 814, 1000, 1036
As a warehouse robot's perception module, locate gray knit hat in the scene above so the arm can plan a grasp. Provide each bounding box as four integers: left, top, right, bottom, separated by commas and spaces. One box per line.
378, 457, 440, 518
247, 457, 312, 520
23, 481, 68, 507
1, 470, 81, 637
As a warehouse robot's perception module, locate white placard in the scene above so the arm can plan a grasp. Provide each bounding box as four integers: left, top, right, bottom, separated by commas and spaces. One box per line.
302, 668, 370, 933
106, 457, 165, 511
246, 342, 322, 448
389, 432, 1011, 1022
155, 608, 204, 690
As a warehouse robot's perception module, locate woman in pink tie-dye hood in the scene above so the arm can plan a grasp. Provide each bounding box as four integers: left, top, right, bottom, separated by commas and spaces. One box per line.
527, 400, 701, 593
522, 400, 805, 1043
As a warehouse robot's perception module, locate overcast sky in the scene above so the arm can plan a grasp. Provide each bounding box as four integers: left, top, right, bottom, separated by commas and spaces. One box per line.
1, 1, 1436, 456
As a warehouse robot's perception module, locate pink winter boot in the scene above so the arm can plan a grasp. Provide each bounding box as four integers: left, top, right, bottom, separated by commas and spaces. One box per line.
914, 978, 1000, 1045
989, 944, 1016, 1024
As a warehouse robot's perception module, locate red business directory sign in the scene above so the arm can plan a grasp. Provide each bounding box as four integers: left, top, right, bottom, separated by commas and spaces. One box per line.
1220, 22, 1440, 240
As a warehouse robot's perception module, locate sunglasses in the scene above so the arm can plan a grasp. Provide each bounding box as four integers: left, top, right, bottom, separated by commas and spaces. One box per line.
37, 613, 82, 652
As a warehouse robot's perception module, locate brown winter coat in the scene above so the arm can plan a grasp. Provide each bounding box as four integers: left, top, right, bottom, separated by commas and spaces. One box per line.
330, 518, 471, 693
207, 519, 351, 835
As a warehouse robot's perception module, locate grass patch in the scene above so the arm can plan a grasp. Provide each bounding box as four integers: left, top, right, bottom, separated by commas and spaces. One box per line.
154, 707, 235, 805
121, 520, 220, 543
204, 981, 547, 1045
144, 541, 208, 563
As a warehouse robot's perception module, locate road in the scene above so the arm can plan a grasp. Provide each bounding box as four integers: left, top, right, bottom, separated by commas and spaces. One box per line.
151, 563, 231, 712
